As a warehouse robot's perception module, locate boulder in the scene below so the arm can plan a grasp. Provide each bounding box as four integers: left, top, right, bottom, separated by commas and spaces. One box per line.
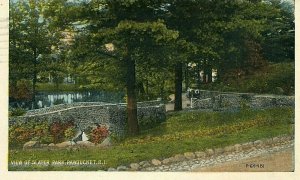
195, 151, 206, 158
75, 141, 95, 147
214, 148, 224, 155
254, 140, 263, 147
55, 141, 73, 148
151, 159, 161, 166
224, 145, 235, 152
162, 158, 172, 165
23, 141, 40, 149
234, 144, 242, 151
139, 161, 151, 168
107, 168, 116, 171
173, 154, 186, 162
129, 163, 140, 170
97, 137, 112, 148
117, 165, 128, 171
206, 149, 214, 156
184, 152, 196, 160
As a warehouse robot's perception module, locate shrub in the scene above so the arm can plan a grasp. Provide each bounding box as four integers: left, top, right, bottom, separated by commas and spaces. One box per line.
9, 119, 76, 148
9, 108, 26, 117
49, 121, 75, 143
89, 125, 109, 144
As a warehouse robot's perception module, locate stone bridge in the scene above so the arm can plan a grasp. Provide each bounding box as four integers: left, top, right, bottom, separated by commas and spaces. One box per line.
9, 100, 166, 137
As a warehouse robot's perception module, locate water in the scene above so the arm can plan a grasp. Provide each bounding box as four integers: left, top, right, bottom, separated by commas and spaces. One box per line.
10, 91, 125, 110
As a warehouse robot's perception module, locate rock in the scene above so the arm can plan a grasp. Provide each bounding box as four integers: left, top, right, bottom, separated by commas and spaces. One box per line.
214, 148, 224, 155
75, 141, 95, 147
254, 140, 263, 147
224, 145, 235, 152
107, 168, 116, 171
206, 149, 214, 156
40, 144, 48, 148
241, 142, 252, 150
56, 141, 73, 148
273, 137, 280, 143
97, 137, 112, 148
151, 159, 161, 166
184, 152, 195, 160
139, 161, 151, 168
195, 151, 206, 158
129, 163, 140, 170
23, 141, 40, 149
162, 158, 172, 165
117, 165, 128, 171
263, 138, 273, 145
173, 154, 186, 162
234, 144, 242, 151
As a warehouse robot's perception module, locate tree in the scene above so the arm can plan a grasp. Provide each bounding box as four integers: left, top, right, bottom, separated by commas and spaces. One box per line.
9, 0, 61, 108
54, 1, 179, 135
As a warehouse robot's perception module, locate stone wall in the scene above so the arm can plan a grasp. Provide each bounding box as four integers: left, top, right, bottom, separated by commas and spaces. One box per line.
192, 90, 294, 111
9, 100, 166, 137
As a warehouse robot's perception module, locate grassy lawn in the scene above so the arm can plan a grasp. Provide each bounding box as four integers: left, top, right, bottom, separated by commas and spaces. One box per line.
8, 107, 294, 171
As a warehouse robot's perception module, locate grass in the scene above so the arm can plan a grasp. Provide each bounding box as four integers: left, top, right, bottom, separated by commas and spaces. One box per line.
8, 107, 294, 171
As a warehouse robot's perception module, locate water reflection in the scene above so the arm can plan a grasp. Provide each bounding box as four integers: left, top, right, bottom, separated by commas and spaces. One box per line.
10, 91, 125, 110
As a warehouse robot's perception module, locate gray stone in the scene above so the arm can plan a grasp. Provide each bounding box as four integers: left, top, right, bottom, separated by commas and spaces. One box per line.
262, 138, 273, 145
97, 137, 112, 148
151, 159, 161, 166
23, 141, 40, 149
195, 151, 206, 158
173, 154, 186, 162
234, 144, 242, 151
224, 145, 235, 152
117, 165, 128, 171
129, 163, 140, 170
107, 168, 116, 171
140, 161, 151, 168
55, 141, 72, 148
214, 148, 224, 155
184, 152, 196, 160
241, 142, 252, 150
254, 140, 263, 147
40, 144, 48, 148
206, 149, 214, 156
76, 141, 95, 147
139, 161, 148, 166
162, 158, 172, 165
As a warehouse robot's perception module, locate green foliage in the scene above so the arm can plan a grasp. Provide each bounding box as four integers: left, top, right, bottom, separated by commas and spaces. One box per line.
9, 79, 33, 101
50, 121, 75, 143
201, 62, 294, 95
9, 108, 26, 117
9, 119, 77, 148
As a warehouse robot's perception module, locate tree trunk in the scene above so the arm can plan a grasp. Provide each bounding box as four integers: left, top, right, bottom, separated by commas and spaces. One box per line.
126, 56, 139, 135
184, 63, 189, 91
196, 63, 201, 88
174, 62, 182, 111
32, 48, 37, 109
207, 65, 212, 83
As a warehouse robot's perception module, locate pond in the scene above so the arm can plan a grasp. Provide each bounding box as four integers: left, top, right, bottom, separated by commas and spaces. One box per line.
9, 91, 125, 110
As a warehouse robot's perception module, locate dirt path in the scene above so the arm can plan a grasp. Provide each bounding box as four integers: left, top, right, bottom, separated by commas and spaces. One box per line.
192, 147, 294, 172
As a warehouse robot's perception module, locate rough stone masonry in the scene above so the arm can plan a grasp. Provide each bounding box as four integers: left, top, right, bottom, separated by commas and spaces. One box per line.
9, 100, 166, 137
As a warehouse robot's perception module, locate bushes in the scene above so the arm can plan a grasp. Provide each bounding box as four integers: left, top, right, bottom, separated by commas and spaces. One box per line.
9, 108, 26, 117
9, 120, 76, 148
88, 125, 109, 144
